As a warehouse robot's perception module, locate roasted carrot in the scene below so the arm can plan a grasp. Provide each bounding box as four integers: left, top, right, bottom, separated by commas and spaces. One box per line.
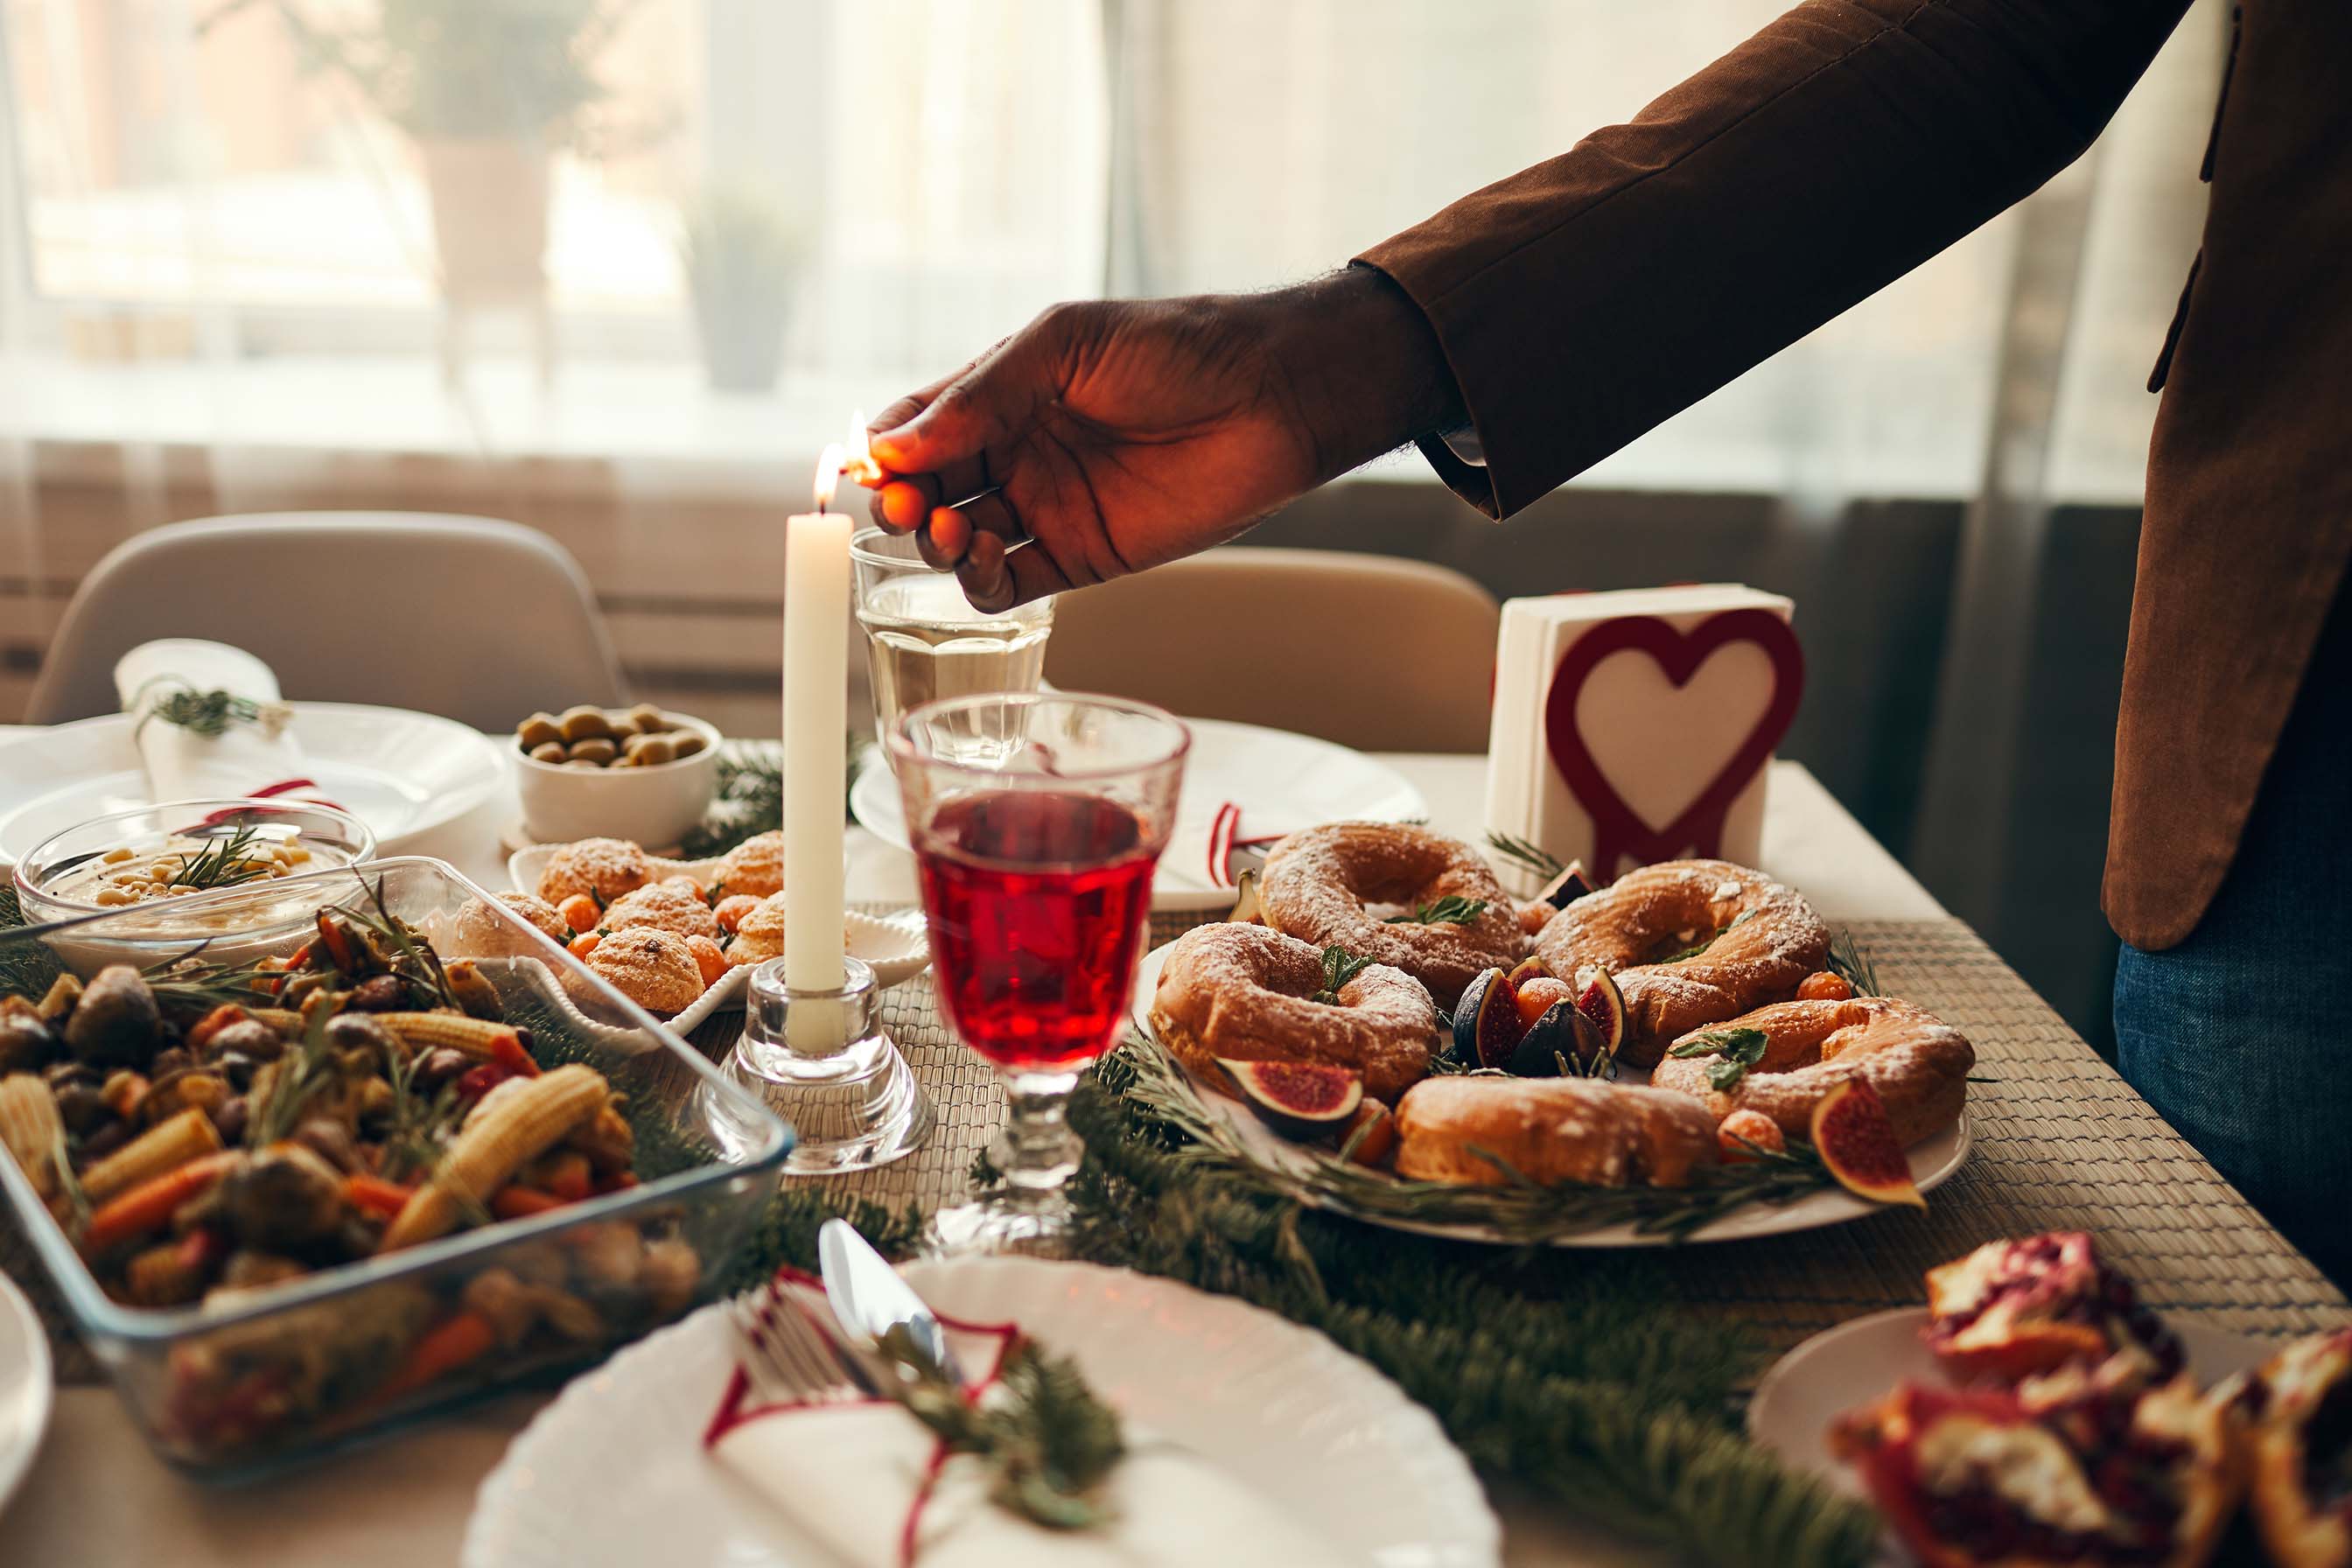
490, 1185, 568, 1221
185, 1004, 250, 1054
488, 1030, 542, 1081
80, 1152, 240, 1255
542, 1152, 593, 1204
344, 1173, 416, 1219
371, 1310, 497, 1406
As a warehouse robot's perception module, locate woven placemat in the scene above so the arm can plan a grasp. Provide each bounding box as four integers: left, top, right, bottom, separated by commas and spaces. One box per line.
9, 912, 2345, 1385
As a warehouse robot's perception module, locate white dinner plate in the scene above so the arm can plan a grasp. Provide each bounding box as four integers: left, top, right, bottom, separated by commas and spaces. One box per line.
1747, 1306, 2270, 1499
463, 1255, 1499, 1568
0, 1269, 52, 1518
850, 717, 1428, 913
1126, 940, 1971, 1247
0, 703, 506, 865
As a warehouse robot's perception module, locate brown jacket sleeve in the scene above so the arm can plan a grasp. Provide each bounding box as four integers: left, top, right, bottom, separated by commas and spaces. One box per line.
1357, 0, 2194, 518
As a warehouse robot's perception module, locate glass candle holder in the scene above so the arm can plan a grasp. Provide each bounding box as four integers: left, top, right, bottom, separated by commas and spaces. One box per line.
724, 954, 934, 1176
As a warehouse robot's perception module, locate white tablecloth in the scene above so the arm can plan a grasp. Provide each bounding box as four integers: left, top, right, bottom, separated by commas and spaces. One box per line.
0, 746, 1939, 1568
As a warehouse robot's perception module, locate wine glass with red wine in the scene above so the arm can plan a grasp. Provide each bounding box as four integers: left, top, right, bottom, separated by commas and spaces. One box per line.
891, 692, 1189, 1255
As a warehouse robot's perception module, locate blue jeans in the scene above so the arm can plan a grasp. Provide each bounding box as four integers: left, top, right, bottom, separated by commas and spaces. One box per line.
2115, 588, 2352, 1285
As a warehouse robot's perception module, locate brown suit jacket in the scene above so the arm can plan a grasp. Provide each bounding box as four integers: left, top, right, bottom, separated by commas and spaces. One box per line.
1359, 0, 2351, 950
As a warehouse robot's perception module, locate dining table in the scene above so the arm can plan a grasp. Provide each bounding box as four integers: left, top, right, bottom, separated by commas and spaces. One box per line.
0, 734, 2342, 1568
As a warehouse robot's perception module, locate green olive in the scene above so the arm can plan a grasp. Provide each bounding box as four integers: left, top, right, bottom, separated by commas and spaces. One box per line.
516, 713, 564, 749
669, 728, 709, 759
557, 705, 613, 743
528, 740, 569, 765
567, 737, 618, 765
625, 733, 677, 766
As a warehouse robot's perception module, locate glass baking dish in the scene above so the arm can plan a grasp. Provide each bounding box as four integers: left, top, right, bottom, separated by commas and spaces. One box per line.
0, 856, 792, 1480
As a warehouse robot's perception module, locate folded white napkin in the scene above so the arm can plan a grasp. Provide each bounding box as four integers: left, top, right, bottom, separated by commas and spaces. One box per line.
115, 640, 310, 803
712, 1406, 1350, 1567
706, 1292, 1351, 1568
1163, 802, 1305, 894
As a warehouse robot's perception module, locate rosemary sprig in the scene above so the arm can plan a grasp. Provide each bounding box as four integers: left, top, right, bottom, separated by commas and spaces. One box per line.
1311, 946, 1375, 1004
1826, 929, 1880, 997
1668, 1027, 1769, 1092
141, 948, 285, 1013
140, 686, 271, 740
1383, 894, 1490, 927
1484, 830, 1565, 880
247, 996, 342, 1148
872, 1332, 1124, 1530
48, 1127, 91, 1231
340, 877, 459, 1011
164, 826, 275, 892
1121, 1040, 1835, 1243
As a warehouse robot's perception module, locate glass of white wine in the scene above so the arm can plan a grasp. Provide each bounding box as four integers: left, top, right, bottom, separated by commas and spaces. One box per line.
851, 527, 1056, 765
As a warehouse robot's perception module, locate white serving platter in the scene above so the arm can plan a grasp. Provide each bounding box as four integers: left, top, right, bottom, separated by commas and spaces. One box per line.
502, 843, 930, 1033
1128, 938, 1970, 1248
850, 716, 1429, 913
0, 704, 506, 866
463, 1255, 1499, 1568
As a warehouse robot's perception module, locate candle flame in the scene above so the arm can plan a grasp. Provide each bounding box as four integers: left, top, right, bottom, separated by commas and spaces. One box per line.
813, 443, 845, 513
842, 410, 883, 486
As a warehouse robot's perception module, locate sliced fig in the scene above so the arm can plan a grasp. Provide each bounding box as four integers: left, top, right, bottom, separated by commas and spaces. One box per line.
1508, 999, 1608, 1078
1217, 1059, 1362, 1141
1452, 968, 1527, 1071
1505, 956, 1550, 991
1227, 869, 1264, 925
1339, 1097, 1396, 1168
1575, 969, 1627, 1054
1536, 859, 1600, 909
1810, 1077, 1923, 1208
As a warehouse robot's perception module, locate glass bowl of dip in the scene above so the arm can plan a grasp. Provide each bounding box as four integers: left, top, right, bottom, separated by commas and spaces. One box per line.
12, 799, 377, 974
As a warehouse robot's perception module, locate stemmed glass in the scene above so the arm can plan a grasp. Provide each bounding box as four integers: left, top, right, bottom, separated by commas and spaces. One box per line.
891, 692, 1189, 1256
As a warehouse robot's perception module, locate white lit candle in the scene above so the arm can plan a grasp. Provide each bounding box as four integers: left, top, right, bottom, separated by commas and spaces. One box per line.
782, 444, 851, 1001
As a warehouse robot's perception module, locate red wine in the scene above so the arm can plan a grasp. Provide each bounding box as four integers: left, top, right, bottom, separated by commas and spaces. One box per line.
913, 790, 1158, 1072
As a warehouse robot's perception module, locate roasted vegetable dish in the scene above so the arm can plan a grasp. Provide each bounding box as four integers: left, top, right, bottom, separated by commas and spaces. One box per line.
0, 887, 704, 1459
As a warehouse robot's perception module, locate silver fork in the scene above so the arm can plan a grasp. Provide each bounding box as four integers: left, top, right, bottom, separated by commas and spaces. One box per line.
726, 1277, 881, 1406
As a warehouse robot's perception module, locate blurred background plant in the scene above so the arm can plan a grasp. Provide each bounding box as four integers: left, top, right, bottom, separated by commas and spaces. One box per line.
679, 185, 807, 394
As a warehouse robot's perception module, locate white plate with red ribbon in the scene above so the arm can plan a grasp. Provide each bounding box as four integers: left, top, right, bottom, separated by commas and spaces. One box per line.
463, 1255, 1499, 1568
0, 704, 505, 866
849, 717, 1427, 912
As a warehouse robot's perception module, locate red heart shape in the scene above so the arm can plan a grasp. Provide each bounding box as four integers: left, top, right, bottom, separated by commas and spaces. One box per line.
1543, 608, 1803, 878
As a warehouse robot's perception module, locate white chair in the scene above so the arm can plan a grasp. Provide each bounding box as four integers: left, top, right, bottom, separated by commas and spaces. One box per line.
1041, 547, 1500, 752
27, 513, 626, 731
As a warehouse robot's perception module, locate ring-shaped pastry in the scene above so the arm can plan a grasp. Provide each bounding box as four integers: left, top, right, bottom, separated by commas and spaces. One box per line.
1147, 921, 1435, 1102
1257, 823, 1526, 1007
1533, 859, 1830, 1065
1649, 995, 1973, 1147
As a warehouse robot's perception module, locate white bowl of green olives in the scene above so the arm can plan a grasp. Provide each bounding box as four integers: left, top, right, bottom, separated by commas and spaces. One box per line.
512, 704, 721, 851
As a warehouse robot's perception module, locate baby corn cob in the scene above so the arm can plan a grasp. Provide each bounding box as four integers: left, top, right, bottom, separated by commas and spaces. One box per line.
0, 1075, 66, 1201
80, 1107, 224, 1205
375, 1013, 539, 1075
378, 1066, 606, 1252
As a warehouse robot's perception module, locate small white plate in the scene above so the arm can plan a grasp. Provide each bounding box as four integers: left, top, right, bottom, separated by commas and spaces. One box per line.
1127, 939, 1970, 1248
0, 704, 505, 865
850, 717, 1429, 912
0, 1270, 52, 1517
463, 1255, 1499, 1568
1747, 1307, 2271, 1498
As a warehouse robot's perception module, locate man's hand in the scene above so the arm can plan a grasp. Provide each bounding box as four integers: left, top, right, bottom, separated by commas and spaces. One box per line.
865, 267, 1462, 610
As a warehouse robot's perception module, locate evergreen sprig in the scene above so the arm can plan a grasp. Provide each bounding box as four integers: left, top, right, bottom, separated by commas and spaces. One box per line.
878, 1333, 1125, 1530
1383, 894, 1490, 927
1484, 830, 1565, 880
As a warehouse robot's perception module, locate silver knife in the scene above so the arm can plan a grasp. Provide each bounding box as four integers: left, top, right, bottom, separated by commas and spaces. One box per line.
817, 1217, 966, 1387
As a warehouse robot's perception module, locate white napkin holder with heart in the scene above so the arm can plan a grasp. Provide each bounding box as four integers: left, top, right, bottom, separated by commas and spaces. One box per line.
1484, 584, 1802, 895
